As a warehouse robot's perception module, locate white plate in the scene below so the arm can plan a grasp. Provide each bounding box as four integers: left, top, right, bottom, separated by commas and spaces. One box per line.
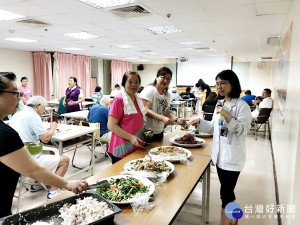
186, 129, 213, 138
96, 175, 155, 204
148, 146, 192, 162
169, 136, 206, 147
123, 158, 175, 178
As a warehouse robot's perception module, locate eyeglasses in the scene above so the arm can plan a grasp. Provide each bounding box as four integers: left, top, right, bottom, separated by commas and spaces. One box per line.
215, 81, 229, 87
0, 90, 21, 98
160, 76, 172, 82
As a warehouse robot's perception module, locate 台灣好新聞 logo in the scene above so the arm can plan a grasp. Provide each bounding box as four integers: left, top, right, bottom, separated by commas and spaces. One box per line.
225, 202, 243, 219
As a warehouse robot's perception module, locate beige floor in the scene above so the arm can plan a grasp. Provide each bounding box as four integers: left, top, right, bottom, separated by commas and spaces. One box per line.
11, 123, 277, 225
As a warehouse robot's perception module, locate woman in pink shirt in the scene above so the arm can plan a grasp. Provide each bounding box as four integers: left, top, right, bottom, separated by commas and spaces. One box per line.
107, 71, 146, 164
18, 77, 32, 104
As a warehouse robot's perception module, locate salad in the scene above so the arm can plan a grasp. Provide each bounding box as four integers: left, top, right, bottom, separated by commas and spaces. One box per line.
96, 176, 150, 202
128, 159, 172, 173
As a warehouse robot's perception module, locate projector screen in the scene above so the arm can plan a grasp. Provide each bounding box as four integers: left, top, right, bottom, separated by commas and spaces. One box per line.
176, 56, 232, 86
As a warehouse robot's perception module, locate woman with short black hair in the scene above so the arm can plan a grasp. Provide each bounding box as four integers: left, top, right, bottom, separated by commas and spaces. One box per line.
189, 70, 252, 225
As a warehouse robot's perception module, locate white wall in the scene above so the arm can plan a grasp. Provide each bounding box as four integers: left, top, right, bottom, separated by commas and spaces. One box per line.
270, 1, 300, 224
0, 48, 33, 91
249, 61, 272, 96
132, 64, 177, 88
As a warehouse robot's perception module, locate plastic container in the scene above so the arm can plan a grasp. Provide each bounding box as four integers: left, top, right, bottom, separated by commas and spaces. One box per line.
24, 142, 43, 155
0, 191, 122, 225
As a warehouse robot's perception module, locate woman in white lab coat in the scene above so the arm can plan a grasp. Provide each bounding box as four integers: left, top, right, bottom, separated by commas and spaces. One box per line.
189, 70, 252, 225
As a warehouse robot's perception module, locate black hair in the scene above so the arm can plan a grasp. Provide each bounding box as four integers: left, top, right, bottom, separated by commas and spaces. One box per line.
205, 92, 219, 104
198, 79, 207, 90
20, 77, 28, 82
195, 83, 200, 88
95, 86, 102, 92
245, 90, 251, 95
121, 71, 141, 87
264, 88, 272, 95
186, 87, 191, 92
115, 84, 120, 88
138, 86, 144, 93
152, 67, 172, 94
215, 70, 241, 98
20, 91, 24, 97
69, 77, 77, 85
0, 72, 16, 91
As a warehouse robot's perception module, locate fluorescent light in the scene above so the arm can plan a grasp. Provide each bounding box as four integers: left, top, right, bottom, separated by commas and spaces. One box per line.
125, 57, 137, 60
193, 47, 216, 53
138, 59, 149, 62
65, 32, 98, 40
63, 47, 84, 51
80, 0, 135, 9
147, 25, 182, 35
0, 9, 25, 21
5, 38, 37, 43
116, 45, 135, 49
180, 41, 204, 46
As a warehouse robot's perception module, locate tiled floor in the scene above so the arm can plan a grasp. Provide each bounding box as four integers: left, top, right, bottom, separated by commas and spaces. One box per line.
11, 122, 277, 225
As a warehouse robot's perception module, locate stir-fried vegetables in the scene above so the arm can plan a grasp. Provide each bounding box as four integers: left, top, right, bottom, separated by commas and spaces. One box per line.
152, 146, 187, 156
129, 159, 171, 173
96, 177, 149, 202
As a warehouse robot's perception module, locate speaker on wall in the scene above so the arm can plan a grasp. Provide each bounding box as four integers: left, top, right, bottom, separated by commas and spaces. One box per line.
137, 64, 144, 70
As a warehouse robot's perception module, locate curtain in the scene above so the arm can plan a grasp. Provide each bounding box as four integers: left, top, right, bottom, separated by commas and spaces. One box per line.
53, 52, 91, 98
32, 52, 53, 100
111, 60, 132, 91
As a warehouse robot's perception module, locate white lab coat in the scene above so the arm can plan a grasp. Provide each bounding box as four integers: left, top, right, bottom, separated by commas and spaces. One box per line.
197, 98, 252, 171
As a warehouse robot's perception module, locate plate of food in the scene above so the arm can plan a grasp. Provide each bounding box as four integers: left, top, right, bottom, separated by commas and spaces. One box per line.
123, 158, 175, 178
169, 133, 206, 147
95, 175, 155, 204
186, 129, 213, 138
148, 146, 192, 162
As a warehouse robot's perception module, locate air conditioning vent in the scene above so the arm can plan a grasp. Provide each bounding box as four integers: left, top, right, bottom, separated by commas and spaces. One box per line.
107, 5, 151, 18
17, 19, 50, 27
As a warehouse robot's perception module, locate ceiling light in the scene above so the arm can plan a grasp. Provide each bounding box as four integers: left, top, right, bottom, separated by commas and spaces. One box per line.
0, 9, 25, 21
5, 38, 37, 43
116, 45, 135, 49
80, 0, 135, 9
193, 47, 216, 53
180, 41, 204, 46
138, 59, 149, 62
147, 25, 182, 35
64, 32, 98, 40
125, 57, 137, 60
63, 47, 84, 51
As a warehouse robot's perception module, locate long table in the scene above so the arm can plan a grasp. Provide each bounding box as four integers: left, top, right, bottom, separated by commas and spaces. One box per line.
47, 128, 213, 224
43, 123, 98, 179
60, 110, 89, 124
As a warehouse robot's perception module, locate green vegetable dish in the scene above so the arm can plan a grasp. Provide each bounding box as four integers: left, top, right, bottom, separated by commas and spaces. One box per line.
96, 176, 150, 202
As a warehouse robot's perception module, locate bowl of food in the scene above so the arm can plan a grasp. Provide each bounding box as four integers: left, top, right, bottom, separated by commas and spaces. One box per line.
144, 130, 154, 143
24, 142, 43, 155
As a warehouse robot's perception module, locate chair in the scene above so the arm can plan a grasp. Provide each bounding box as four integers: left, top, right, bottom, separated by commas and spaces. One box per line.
253, 108, 272, 140
54, 96, 67, 123
16, 146, 59, 212
202, 105, 215, 121
71, 122, 111, 168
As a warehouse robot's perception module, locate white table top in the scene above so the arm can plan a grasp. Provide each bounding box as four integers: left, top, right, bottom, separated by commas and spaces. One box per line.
47, 100, 95, 107
171, 101, 186, 105
43, 122, 97, 142
46, 99, 59, 105
61, 110, 89, 119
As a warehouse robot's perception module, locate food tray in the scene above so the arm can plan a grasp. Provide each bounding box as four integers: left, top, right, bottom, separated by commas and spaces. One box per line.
0, 191, 121, 225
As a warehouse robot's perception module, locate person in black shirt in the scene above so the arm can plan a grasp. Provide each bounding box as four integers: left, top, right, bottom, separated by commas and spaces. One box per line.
198, 79, 211, 100
0, 72, 88, 218
180, 87, 196, 110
